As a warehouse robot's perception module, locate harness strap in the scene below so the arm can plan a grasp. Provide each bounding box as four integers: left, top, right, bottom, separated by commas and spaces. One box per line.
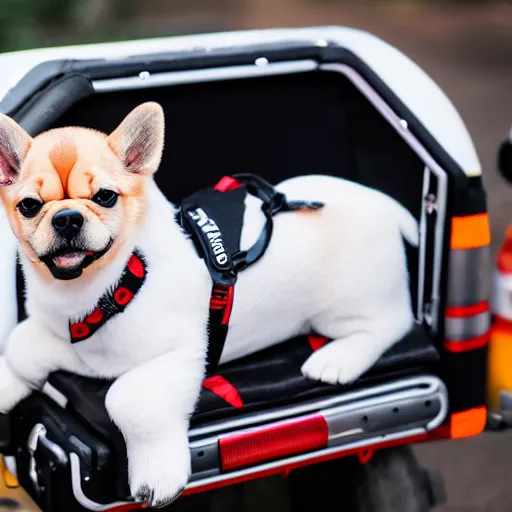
206, 283, 234, 372
181, 174, 324, 374
231, 173, 324, 271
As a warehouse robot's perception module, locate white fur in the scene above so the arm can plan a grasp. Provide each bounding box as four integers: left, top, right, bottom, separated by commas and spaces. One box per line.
0, 174, 417, 506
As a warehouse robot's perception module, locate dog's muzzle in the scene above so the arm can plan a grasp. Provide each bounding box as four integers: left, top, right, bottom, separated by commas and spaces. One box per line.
51, 209, 84, 241
40, 239, 113, 281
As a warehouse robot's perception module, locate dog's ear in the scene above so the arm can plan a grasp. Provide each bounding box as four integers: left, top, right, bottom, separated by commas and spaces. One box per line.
0, 115, 32, 186
108, 102, 165, 175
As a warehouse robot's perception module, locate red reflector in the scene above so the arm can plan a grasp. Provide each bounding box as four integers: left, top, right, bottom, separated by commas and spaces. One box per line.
444, 333, 490, 352
219, 415, 328, 471
445, 301, 489, 318
106, 503, 148, 511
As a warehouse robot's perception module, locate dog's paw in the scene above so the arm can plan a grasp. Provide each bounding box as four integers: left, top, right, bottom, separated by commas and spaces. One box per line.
301, 337, 376, 385
133, 483, 185, 508
128, 433, 191, 508
0, 357, 31, 413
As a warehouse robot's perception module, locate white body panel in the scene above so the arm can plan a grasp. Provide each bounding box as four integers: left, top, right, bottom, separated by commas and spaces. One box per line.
0, 27, 480, 176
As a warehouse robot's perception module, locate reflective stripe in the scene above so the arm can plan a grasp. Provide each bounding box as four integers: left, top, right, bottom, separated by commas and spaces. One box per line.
491, 269, 512, 322
445, 311, 490, 342
445, 242, 491, 352
447, 246, 491, 307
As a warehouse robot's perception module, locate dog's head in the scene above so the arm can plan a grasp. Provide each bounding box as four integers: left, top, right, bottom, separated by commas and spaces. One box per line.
0, 102, 164, 280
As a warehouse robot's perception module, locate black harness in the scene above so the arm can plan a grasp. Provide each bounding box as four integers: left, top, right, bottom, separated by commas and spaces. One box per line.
178, 173, 324, 372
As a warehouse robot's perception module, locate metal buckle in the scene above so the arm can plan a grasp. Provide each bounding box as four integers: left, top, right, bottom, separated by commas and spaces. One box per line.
27, 424, 46, 492
231, 251, 248, 272
262, 192, 286, 216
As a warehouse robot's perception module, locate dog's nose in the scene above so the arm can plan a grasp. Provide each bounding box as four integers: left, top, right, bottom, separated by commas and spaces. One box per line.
51, 209, 84, 239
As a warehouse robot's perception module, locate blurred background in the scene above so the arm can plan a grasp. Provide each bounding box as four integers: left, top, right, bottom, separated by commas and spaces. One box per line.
2, 0, 512, 510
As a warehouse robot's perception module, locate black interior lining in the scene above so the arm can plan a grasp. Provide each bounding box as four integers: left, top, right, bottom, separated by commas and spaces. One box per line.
51, 70, 425, 315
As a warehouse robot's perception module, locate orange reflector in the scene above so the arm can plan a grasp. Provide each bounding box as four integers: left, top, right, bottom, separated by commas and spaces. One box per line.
219, 415, 328, 471
450, 406, 487, 439
451, 213, 491, 250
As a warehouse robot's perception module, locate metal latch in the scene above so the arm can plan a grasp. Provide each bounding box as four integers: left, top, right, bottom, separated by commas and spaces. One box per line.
27, 424, 67, 494
424, 193, 437, 214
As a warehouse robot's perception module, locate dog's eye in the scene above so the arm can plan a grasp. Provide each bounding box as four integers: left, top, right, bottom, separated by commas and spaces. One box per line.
17, 198, 43, 218
92, 189, 118, 208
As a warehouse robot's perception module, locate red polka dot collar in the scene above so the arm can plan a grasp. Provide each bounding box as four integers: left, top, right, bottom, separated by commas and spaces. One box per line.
69, 250, 147, 343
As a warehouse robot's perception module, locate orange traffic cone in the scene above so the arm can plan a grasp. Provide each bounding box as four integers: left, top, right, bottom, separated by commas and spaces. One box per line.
489, 223, 512, 415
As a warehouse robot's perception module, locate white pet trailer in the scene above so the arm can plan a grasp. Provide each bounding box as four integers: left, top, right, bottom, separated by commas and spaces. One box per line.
0, 26, 491, 512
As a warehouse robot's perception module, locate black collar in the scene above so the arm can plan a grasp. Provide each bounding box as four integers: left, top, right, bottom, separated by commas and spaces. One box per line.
69, 250, 147, 343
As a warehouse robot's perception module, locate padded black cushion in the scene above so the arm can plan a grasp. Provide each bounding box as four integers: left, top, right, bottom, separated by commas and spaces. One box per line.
49, 324, 439, 445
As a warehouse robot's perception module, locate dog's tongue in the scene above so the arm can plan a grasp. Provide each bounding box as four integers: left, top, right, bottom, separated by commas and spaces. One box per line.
53, 252, 87, 269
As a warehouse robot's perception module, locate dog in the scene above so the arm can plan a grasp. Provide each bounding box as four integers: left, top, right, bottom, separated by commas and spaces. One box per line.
0, 102, 418, 507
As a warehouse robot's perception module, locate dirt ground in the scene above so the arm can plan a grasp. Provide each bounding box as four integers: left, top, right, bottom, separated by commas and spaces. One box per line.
233, 2, 512, 511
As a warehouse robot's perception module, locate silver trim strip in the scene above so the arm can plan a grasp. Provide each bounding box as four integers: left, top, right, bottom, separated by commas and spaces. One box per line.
329, 428, 364, 440
70, 453, 133, 511
190, 376, 447, 449
320, 63, 448, 334
186, 426, 426, 491
324, 380, 447, 434
417, 167, 430, 322
188, 379, 447, 488
93, 60, 318, 92
432, 169, 448, 332
447, 247, 491, 307
427, 380, 449, 430
42, 382, 68, 409
189, 375, 442, 438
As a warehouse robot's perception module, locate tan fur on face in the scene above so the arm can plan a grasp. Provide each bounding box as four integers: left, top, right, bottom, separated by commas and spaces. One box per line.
0, 102, 165, 281
49, 137, 77, 186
